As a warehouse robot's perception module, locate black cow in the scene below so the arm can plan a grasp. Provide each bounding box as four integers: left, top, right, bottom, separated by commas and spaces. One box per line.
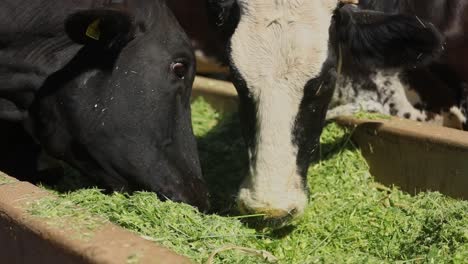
329, 0, 468, 130
0, 0, 209, 210
206, 0, 443, 226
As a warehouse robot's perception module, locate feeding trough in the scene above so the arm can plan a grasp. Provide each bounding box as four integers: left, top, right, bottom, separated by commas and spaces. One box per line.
0, 75, 466, 263
335, 116, 468, 200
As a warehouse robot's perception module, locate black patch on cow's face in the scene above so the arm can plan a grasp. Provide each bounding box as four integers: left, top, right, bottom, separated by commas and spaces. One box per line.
293, 61, 336, 181
207, 0, 255, 151
207, 0, 239, 31
24, 1, 209, 211
206, 0, 240, 63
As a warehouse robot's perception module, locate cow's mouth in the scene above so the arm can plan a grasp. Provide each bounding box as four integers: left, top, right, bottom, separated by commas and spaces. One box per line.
237, 200, 298, 230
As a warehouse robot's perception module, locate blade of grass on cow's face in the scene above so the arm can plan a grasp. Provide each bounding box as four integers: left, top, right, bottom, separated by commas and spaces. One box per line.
29, 97, 468, 264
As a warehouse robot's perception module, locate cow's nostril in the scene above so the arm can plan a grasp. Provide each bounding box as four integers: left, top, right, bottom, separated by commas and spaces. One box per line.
288, 207, 298, 217
237, 202, 300, 229
236, 182, 308, 228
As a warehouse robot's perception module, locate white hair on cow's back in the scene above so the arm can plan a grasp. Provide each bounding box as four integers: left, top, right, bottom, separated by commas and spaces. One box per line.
231, 0, 337, 217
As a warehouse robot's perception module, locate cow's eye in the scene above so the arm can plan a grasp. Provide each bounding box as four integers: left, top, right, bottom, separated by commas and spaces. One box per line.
171, 62, 188, 79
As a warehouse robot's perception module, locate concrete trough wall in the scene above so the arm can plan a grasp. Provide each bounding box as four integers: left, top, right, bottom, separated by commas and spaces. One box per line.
334, 117, 468, 200
192, 76, 238, 113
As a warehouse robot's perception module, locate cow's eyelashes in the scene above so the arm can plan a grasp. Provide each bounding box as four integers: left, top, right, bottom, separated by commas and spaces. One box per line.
171, 62, 188, 79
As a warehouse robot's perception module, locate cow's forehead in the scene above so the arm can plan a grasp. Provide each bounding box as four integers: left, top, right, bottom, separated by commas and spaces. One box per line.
231, 0, 334, 93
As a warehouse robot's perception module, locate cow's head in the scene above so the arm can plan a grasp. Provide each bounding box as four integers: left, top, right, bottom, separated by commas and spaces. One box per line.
207, 0, 442, 226
0, 0, 209, 211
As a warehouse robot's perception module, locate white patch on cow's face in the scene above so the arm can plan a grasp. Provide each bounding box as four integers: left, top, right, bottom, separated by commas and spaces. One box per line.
231, 0, 336, 219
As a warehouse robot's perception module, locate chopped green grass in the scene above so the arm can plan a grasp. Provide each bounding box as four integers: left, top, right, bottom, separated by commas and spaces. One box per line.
27, 196, 107, 241
30, 97, 467, 263
353, 111, 392, 120
0, 174, 15, 185
191, 98, 223, 137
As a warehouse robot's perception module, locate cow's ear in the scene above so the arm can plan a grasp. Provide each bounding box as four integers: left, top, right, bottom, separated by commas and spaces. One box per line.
335, 4, 444, 69
65, 9, 134, 50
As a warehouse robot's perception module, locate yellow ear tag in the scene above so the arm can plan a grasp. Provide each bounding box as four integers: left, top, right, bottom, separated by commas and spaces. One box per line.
86, 19, 101, 40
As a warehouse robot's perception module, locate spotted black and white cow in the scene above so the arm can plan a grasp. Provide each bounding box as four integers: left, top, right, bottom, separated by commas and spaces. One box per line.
0, 0, 209, 210
329, 0, 468, 130
206, 0, 443, 225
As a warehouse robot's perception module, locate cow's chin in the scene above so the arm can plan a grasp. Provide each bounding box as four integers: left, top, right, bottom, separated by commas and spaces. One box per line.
236, 173, 308, 229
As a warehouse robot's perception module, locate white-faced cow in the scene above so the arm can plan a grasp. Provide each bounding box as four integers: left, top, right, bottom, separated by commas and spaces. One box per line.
206, 0, 443, 226
0, 0, 209, 210
329, 0, 468, 130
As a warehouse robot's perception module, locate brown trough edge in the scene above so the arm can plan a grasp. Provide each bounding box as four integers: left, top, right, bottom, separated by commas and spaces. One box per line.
195, 55, 230, 75
192, 76, 468, 200
0, 172, 191, 264
334, 116, 468, 200
192, 76, 238, 113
